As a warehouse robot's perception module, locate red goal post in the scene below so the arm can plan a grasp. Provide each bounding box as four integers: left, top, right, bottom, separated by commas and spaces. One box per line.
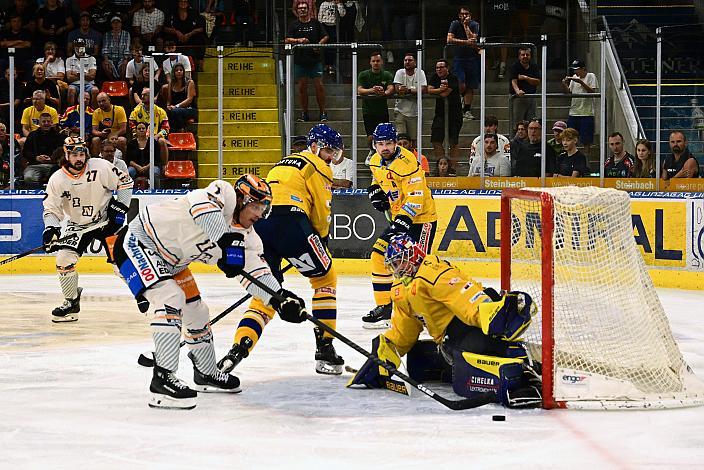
500, 187, 704, 410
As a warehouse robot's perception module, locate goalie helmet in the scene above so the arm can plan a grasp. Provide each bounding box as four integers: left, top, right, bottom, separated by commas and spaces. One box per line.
234, 174, 272, 218
384, 233, 426, 280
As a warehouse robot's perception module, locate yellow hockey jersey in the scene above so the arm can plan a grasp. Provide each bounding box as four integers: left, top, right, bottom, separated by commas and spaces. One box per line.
266, 150, 333, 239
383, 255, 492, 356
368, 146, 436, 223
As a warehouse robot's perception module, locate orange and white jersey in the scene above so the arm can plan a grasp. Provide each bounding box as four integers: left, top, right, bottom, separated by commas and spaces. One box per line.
43, 158, 133, 227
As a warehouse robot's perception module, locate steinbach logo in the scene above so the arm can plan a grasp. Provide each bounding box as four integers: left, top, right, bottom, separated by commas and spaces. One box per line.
562, 374, 589, 385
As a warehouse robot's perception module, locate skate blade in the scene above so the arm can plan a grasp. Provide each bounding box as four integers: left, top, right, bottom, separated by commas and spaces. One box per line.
316, 360, 343, 375
52, 314, 78, 323
193, 384, 242, 394
362, 320, 390, 330
148, 393, 197, 410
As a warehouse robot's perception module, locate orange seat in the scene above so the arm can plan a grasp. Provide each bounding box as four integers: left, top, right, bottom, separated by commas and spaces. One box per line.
168, 132, 197, 151
164, 160, 196, 179
101, 81, 129, 97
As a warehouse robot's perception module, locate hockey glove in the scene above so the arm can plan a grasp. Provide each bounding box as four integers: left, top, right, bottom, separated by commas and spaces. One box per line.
380, 215, 413, 243
106, 198, 129, 234
270, 289, 307, 324
216, 232, 245, 278
347, 334, 402, 389
42, 226, 61, 253
368, 184, 390, 212
478, 291, 536, 341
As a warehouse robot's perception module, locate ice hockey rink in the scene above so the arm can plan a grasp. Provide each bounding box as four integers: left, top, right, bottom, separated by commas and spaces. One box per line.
2, 273, 704, 469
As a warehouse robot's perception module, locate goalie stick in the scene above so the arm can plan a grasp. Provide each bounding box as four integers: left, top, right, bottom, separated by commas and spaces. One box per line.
237, 270, 496, 411
137, 263, 293, 368
0, 220, 109, 267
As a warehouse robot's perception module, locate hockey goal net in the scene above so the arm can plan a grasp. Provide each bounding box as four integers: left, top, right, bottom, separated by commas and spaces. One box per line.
500, 186, 704, 409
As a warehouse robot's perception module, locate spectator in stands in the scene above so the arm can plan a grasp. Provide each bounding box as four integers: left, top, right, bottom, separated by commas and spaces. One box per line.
393, 52, 427, 148
0, 122, 20, 188
358, 51, 394, 150
161, 40, 191, 84
484, 0, 513, 77
164, 63, 196, 132
547, 120, 566, 156
101, 16, 131, 81
469, 114, 510, 167
508, 47, 540, 132
125, 44, 146, 87
634, 139, 656, 178
446, 6, 479, 121
132, 0, 165, 51
663, 130, 699, 179
8, 0, 36, 35
37, 42, 67, 99
513, 118, 556, 177
291, 135, 307, 153
0, 13, 33, 77
67, 12, 102, 58
91, 92, 128, 156
90, 0, 119, 34
604, 132, 635, 177
21, 112, 62, 187
555, 127, 589, 177
36, 0, 73, 51
428, 58, 463, 163
129, 87, 170, 163
125, 120, 162, 184
510, 120, 528, 162
0, 66, 22, 128
561, 59, 598, 157
469, 133, 511, 177
23, 64, 61, 111
66, 38, 99, 108
436, 156, 456, 177
130, 63, 160, 107
285, 1, 329, 123
21, 90, 59, 144
339, 1, 361, 43
397, 132, 430, 173
164, 0, 206, 70
232, 0, 257, 46
60, 91, 94, 137
318, 0, 346, 76
330, 150, 354, 189
107, 133, 125, 160
99, 138, 129, 174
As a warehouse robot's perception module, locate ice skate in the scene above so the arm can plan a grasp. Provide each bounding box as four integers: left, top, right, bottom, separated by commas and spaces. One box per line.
149, 365, 197, 410
217, 337, 253, 374
51, 287, 82, 323
189, 352, 241, 393
362, 303, 392, 329
314, 327, 344, 375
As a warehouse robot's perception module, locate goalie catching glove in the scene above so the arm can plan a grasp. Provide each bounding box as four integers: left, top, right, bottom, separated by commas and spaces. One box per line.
478, 291, 536, 341
42, 226, 61, 253
347, 335, 407, 394
216, 232, 245, 278
368, 184, 390, 213
270, 289, 307, 323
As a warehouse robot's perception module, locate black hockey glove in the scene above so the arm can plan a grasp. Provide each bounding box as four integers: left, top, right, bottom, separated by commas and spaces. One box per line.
368, 184, 390, 212
106, 198, 129, 234
270, 289, 307, 323
42, 226, 61, 253
381, 215, 412, 242
217, 232, 245, 278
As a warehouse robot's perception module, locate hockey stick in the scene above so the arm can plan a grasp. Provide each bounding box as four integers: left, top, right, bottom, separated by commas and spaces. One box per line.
137, 263, 293, 368
0, 220, 109, 267
237, 270, 496, 411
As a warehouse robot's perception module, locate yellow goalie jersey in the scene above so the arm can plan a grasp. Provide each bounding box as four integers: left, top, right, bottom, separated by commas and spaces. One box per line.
368, 146, 436, 223
266, 150, 333, 239
383, 255, 492, 356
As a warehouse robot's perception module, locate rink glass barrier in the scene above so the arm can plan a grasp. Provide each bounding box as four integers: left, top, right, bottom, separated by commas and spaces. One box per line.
1, 189, 702, 290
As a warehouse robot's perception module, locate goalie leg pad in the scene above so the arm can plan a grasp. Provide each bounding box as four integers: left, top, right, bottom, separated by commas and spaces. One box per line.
478, 291, 536, 341
407, 339, 452, 383
347, 334, 404, 391
452, 351, 528, 407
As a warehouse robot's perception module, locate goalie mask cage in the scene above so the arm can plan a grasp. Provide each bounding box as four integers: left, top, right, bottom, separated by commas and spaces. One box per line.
500, 186, 704, 409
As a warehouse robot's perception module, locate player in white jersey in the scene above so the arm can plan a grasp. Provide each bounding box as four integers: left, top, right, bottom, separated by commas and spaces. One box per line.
112, 174, 308, 410
42, 136, 133, 322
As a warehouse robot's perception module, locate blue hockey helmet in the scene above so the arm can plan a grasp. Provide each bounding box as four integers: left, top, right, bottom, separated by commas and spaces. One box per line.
384, 233, 426, 281
307, 123, 344, 162
372, 122, 398, 143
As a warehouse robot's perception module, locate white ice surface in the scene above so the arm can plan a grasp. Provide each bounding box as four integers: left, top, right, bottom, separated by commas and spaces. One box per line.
2, 274, 704, 469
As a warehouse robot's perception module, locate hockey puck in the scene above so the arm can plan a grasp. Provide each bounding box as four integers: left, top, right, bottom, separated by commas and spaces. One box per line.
492, 415, 506, 422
